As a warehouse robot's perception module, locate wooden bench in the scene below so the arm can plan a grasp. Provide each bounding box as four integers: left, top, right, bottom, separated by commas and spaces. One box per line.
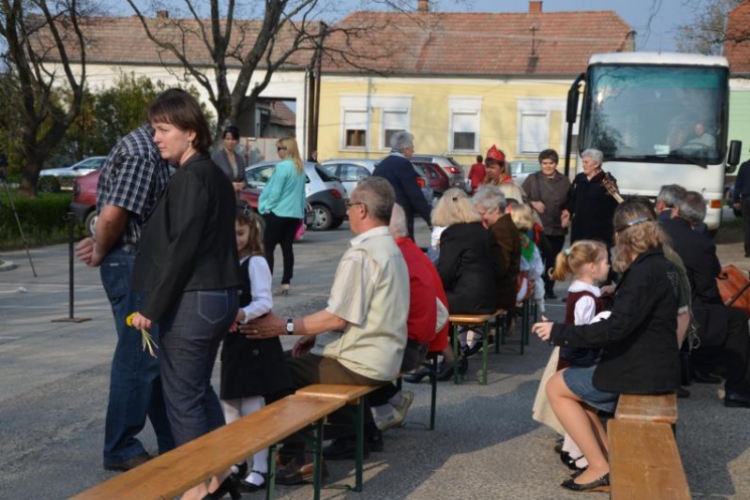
449, 313, 495, 385
608, 420, 690, 500
615, 392, 678, 425
71, 394, 345, 500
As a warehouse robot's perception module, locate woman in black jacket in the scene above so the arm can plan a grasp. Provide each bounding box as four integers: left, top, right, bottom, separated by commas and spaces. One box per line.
131, 89, 242, 500
533, 200, 682, 493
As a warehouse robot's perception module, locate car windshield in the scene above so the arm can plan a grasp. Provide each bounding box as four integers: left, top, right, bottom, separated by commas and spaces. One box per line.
580, 64, 728, 166
314, 165, 336, 182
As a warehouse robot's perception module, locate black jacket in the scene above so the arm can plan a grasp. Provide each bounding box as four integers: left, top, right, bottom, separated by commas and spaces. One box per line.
661, 216, 728, 346
564, 171, 618, 247
132, 153, 241, 322
373, 153, 432, 237
550, 247, 681, 394
437, 222, 497, 314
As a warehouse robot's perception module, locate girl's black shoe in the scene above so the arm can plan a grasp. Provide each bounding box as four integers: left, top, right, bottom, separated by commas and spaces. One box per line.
561, 472, 610, 492
202, 474, 242, 500
239, 470, 267, 493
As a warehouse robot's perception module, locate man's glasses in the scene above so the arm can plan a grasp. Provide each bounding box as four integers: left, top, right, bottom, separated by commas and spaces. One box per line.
346, 202, 363, 210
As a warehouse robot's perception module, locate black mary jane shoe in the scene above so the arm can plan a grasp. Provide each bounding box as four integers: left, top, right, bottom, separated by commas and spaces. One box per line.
560, 452, 584, 471
239, 471, 267, 493
561, 472, 610, 492
202, 474, 242, 500
570, 466, 588, 479
403, 364, 432, 384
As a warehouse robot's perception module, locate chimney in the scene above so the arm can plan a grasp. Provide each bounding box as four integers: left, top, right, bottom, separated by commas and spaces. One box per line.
156, 10, 169, 19
529, 1, 542, 13
418, 0, 429, 13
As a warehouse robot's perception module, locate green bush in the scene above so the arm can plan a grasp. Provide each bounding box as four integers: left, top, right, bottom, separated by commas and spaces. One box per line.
0, 191, 84, 249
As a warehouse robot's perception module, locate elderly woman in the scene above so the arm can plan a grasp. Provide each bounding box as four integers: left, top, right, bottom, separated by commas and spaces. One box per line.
259, 136, 307, 295
533, 200, 682, 493
211, 124, 246, 195
561, 148, 619, 249
372, 130, 432, 239
434, 188, 497, 378
130, 89, 242, 500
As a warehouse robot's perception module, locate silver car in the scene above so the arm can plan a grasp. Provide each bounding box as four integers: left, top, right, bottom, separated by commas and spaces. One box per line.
508, 160, 541, 185
321, 158, 433, 203
39, 156, 107, 191
245, 161, 348, 231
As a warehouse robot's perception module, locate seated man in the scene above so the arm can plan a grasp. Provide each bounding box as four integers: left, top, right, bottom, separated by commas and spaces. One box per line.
655, 184, 687, 223
684, 121, 716, 151
661, 190, 750, 408
241, 176, 409, 481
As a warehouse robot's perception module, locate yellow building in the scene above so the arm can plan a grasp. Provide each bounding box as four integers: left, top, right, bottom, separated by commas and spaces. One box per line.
319, 1, 634, 169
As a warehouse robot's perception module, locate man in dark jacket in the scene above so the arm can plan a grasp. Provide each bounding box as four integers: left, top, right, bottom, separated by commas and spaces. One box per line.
373, 131, 431, 239
662, 191, 750, 408
732, 152, 750, 257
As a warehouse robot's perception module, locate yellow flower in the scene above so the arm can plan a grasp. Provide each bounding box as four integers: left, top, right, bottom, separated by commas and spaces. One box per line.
126, 312, 158, 358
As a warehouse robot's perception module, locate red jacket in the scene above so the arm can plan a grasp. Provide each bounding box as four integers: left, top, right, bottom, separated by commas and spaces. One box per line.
468, 162, 486, 192
395, 237, 441, 345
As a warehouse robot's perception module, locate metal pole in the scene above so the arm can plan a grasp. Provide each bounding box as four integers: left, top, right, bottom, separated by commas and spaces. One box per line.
52, 212, 90, 323
2, 179, 37, 277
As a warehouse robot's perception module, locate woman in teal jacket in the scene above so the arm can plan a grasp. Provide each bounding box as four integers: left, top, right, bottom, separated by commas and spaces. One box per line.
258, 136, 306, 295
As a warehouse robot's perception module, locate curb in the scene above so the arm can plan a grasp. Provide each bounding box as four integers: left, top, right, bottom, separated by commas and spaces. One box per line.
0, 260, 17, 272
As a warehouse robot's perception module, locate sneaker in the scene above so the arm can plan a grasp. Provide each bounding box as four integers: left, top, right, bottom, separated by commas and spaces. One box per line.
373, 407, 400, 431
392, 391, 414, 425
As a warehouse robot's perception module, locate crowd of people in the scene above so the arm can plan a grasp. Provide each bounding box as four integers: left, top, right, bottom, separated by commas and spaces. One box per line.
74, 90, 749, 498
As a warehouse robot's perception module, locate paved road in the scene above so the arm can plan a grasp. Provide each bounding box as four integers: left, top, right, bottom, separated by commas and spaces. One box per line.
1, 220, 749, 499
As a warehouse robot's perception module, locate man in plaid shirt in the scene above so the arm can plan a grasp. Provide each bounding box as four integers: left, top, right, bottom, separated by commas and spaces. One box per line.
76, 123, 174, 471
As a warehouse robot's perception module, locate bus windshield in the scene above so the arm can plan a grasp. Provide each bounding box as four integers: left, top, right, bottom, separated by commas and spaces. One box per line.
580, 64, 728, 165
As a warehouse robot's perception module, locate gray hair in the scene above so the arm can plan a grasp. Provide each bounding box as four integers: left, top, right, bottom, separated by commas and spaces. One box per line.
656, 184, 687, 209
390, 130, 414, 152
581, 148, 604, 165
473, 184, 507, 212
389, 203, 409, 239
354, 176, 395, 223
678, 191, 707, 226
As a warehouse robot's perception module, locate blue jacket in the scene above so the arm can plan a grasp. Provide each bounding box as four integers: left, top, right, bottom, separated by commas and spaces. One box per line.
734, 159, 750, 205
372, 153, 431, 237
258, 159, 306, 219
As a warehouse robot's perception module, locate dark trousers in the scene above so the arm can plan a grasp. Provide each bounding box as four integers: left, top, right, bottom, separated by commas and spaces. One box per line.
369, 341, 428, 406
692, 306, 750, 393
263, 212, 301, 285
159, 289, 238, 447
542, 234, 566, 295
742, 198, 750, 256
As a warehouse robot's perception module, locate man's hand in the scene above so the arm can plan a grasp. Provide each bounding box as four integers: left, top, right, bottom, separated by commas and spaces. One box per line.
292, 335, 315, 357
241, 311, 284, 339
530, 200, 546, 215
75, 237, 104, 267
560, 209, 571, 229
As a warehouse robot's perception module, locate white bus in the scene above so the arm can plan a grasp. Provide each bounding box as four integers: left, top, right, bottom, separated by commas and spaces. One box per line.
566, 52, 742, 230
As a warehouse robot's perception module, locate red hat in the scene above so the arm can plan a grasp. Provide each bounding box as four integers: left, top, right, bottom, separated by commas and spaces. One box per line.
486, 145, 505, 163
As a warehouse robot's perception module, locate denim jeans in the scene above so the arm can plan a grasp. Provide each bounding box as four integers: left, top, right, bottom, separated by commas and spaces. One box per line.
159, 288, 238, 446
100, 247, 174, 464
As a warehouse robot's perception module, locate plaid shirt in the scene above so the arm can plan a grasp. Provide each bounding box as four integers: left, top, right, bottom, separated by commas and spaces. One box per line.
96, 124, 170, 246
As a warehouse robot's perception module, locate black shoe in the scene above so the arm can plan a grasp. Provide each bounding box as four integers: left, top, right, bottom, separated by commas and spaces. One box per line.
203, 474, 242, 500
462, 341, 484, 358
725, 391, 750, 408
692, 370, 722, 384
561, 473, 610, 492
457, 357, 469, 376
676, 386, 690, 399
436, 362, 455, 381
368, 428, 384, 452
403, 364, 431, 384
545, 291, 557, 299
239, 471, 267, 493
275, 459, 327, 485
322, 436, 370, 460
560, 451, 582, 471
103, 451, 152, 472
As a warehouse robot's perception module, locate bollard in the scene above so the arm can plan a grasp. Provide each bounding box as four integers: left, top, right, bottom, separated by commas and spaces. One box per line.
52, 212, 90, 324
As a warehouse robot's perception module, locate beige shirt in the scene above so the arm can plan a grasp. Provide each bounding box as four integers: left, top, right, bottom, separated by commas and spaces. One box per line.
311, 226, 409, 381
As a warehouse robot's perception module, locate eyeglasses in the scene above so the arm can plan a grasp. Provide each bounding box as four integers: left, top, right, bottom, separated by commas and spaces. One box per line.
276, 147, 287, 152
346, 201, 363, 210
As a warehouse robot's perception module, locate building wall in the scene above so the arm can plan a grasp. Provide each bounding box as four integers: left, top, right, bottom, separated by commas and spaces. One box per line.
730, 80, 750, 166
317, 75, 574, 168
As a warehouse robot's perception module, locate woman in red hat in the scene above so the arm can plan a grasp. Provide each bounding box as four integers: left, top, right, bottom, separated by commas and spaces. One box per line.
482, 145, 513, 186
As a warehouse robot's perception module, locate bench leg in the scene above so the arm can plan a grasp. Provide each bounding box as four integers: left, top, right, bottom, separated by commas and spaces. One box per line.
494, 315, 501, 354
312, 419, 324, 500
355, 397, 365, 492
429, 355, 437, 430
520, 304, 526, 355
481, 321, 489, 385
266, 444, 277, 500
452, 323, 462, 385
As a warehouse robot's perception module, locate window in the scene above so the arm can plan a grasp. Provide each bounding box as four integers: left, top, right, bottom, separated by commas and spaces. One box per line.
448, 98, 482, 153
519, 111, 549, 154
245, 166, 274, 187
339, 164, 370, 182
343, 109, 367, 148
382, 110, 409, 149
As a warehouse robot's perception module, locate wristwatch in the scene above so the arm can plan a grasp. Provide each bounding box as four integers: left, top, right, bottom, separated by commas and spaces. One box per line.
286, 318, 294, 335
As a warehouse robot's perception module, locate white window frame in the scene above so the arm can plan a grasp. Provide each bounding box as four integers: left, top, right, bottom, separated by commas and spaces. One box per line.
518, 110, 550, 155
516, 98, 566, 158
448, 97, 483, 154
341, 107, 369, 151
339, 95, 413, 153
380, 108, 411, 151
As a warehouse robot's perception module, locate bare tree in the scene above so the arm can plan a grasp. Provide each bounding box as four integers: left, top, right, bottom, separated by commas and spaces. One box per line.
675, 0, 746, 55
0, 0, 91, 197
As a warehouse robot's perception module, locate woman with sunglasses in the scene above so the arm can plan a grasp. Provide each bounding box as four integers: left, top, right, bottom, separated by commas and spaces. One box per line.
258, 137, 306, 295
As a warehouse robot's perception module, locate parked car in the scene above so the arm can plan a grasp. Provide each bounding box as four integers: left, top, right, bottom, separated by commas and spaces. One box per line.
411, 161, 450, 196
40, 156, 107, 192
320, 158, 434, 202
411, 154, 465, 189
246, 161, 347, 231
239, 186, 315, 231
508, 160, 541, 185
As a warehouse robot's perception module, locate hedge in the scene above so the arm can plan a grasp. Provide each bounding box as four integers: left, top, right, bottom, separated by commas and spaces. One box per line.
0, 191, 79, 248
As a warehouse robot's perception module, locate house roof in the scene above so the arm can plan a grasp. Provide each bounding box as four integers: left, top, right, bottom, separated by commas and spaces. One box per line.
322, 10, 634, 77
725, 1, 750, 75
267, 100, 296, 127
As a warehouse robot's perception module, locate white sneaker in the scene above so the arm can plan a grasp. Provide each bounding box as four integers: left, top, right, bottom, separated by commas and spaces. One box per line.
392, 390, 414, 425
373, 407, 401, 431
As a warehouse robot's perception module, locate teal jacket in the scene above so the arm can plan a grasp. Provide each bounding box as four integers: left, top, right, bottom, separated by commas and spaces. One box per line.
258, 159, 306, 219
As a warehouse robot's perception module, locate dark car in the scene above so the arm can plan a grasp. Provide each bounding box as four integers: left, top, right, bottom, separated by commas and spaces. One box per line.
412, 161, 450, 196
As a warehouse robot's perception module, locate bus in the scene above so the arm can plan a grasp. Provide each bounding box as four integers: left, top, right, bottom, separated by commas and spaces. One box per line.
565, 52, 742, 230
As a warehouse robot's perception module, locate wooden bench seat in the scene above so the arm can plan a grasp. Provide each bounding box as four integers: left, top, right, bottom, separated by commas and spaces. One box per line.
608, 420, 690, 500
615, 393, 678, 424
71, 394, 344, 500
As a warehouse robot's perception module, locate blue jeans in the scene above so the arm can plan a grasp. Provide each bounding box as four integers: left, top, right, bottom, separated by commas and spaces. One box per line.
159, 288, 238, 446
100, 248, 174, 464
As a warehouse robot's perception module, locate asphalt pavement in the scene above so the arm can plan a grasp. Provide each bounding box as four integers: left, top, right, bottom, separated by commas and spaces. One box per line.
1, 219, 749, 499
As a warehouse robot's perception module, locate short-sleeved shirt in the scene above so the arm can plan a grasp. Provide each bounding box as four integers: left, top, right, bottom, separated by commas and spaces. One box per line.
311, 226, 409, 381
96, 124, 171, 246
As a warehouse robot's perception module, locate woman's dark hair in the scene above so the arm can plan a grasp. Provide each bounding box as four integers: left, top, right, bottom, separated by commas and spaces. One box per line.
476, 155, 483, 163
538, 149, 559, 164
223, 125, 240, 141
148, 88, 212, 154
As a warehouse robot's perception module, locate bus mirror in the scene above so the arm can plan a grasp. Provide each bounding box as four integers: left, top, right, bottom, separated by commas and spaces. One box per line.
566, 73, 585, 124
727, 140, 742, 172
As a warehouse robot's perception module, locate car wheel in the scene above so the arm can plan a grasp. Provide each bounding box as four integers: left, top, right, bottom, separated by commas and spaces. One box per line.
85, 211, 98, 237
311, 204, 332, 231
38, 176, 61, 193
329, 217, 344, 230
